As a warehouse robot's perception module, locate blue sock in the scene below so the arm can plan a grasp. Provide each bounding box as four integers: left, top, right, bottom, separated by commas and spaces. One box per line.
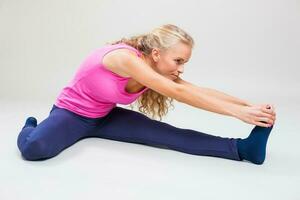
237, 125, 274, 164
22, 117, 37, 130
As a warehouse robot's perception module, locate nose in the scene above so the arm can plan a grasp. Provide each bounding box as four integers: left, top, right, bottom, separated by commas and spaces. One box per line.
177, 65, 184, 74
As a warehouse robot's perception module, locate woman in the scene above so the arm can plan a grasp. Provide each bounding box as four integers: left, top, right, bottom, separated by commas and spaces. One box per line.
17, 24, 276, 164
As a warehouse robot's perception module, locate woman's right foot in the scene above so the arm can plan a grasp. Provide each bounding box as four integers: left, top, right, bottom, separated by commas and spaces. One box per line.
22, 117, 37, 130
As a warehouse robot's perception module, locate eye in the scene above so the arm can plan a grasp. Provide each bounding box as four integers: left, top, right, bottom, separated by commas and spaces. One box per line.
174, 59, 182, 64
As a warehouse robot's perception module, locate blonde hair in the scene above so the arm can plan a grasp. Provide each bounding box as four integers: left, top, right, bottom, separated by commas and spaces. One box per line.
108, 24, 195, 121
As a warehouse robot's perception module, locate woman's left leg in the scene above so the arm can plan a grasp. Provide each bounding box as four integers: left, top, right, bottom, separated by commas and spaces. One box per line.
90, 106, 242, 161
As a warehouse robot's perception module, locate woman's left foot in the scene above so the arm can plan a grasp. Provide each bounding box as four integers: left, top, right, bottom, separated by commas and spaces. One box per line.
237, 125, 274, 165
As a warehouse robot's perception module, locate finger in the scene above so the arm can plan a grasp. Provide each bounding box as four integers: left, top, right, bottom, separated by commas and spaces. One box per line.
256, 116, 273, 125
257, 112, 276, 121
258, 117, 274, 125
256, 121, 271, 128
262, 106, 275, 115
268, 104, 276, 113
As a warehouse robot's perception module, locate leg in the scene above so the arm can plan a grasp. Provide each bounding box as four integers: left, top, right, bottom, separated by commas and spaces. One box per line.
91, 107, 241, 161
17, 105, 103, 161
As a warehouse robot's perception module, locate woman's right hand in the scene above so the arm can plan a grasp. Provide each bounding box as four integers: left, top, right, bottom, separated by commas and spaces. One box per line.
235, 104, 276, 127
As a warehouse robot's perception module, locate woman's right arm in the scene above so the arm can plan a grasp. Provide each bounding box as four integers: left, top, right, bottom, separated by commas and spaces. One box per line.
174, 77, 252, 107
104, 49, 276, 127
104, 49, 242, 118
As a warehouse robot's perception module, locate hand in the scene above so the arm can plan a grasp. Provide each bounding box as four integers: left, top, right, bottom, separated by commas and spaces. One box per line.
235, 103, 276, 127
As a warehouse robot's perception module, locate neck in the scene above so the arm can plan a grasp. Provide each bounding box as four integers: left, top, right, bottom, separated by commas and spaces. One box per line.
141, 54, 156, 71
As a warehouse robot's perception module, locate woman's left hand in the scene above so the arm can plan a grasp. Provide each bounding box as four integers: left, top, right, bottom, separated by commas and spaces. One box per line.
248, 103, 276, 124
234, 103, 276, 127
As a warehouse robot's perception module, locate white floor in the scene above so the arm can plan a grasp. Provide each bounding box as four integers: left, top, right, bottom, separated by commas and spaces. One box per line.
1, 99, 299, 200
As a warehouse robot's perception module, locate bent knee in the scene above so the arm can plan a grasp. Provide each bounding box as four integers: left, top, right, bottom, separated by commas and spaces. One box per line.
21, 139, 51, 161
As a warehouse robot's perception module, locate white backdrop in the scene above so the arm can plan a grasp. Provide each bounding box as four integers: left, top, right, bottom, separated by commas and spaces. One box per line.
1, 0, 299, 103
1, 0, 299, 200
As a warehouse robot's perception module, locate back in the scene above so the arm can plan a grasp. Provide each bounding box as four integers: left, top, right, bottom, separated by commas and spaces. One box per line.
54, 43, 149, 118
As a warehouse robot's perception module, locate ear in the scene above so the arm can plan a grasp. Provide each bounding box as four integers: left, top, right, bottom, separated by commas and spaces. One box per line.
151, 48, 160, 62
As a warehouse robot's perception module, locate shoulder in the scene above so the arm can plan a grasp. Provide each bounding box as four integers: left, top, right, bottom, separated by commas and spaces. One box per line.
102, 48, 141, 77
103, 45, 183, 100
103, 47, 140, 66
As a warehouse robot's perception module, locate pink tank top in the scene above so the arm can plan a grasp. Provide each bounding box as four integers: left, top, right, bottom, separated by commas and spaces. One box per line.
54, 43, 149, 118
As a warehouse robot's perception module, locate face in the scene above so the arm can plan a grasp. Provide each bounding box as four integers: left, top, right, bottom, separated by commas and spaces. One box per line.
149, 42, 192, 80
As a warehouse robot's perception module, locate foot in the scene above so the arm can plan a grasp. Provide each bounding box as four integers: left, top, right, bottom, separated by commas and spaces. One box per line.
22, 117, 37, 129
237, 125, 274, 164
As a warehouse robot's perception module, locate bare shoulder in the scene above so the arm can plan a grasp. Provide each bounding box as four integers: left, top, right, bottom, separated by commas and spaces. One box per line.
102, 48, 138, 77
102, 47, 183, 101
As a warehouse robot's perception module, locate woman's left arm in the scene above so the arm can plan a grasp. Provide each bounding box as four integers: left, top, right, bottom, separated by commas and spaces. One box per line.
174, 77, 252, 107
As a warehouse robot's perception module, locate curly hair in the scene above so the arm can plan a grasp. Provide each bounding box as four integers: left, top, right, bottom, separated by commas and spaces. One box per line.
107, 24, 195, 121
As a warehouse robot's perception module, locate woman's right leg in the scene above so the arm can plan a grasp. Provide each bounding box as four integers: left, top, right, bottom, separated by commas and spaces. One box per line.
17, 105, 103, 161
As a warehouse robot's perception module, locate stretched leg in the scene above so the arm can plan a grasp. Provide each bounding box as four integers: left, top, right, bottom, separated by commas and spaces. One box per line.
17, 105, 104, 161
90, 106, 241, 161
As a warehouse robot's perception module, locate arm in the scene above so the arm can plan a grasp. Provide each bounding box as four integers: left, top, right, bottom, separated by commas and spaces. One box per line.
176, 84, 242, 118
104, 49, 242, 118
174, 77, 252, 107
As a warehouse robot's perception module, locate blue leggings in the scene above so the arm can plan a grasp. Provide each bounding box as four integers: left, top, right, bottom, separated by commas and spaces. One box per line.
17, 104, 242, 161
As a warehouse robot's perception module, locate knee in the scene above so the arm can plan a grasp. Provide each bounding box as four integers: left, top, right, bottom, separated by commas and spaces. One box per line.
21, 139, 51, 161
